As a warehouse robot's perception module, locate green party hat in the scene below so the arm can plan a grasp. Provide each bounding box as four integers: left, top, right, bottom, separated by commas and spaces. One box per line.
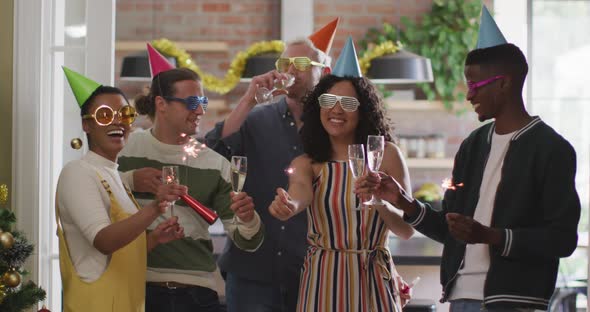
62, 66, 102, 107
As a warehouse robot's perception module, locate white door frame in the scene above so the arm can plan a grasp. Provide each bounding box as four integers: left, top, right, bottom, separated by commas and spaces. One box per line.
12, 0, 115, 309
12, 0, 47, 287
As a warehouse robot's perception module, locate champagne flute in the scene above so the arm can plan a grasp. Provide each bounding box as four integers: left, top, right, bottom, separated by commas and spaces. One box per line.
162, 165, 179, 217
230, 156, 247, 224
348, 144, 365, 211
255, 73, 295, 104
364, 135, 385, 206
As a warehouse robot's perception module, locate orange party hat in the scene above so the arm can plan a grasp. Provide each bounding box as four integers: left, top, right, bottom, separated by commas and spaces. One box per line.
308, 17, 339, 54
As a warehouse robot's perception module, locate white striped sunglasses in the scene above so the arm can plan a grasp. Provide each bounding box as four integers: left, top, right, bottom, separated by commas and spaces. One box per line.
318, 93, 360, 112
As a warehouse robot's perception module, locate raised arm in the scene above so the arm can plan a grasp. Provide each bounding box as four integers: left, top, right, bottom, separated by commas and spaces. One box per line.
269, 155, 315, 221
370, 142, 414, 239
221, 71, 286, 138
205, 71, 288, 158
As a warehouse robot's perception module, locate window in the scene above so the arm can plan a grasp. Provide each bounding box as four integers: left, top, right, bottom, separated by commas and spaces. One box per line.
496, 1, 590, 309
529, 0, 590, 289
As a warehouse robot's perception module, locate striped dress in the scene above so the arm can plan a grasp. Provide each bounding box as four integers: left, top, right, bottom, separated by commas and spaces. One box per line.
297, 161, 402, 312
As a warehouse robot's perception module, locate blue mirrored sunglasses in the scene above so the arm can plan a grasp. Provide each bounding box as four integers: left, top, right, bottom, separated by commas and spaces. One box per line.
163, 96, 209, 111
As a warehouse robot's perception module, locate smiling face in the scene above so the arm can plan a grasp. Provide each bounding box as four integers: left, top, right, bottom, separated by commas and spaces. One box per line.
320, 80, 359, 143
465, 64, 507, 122
158, 79, 205, 137
83, 93, 131, 161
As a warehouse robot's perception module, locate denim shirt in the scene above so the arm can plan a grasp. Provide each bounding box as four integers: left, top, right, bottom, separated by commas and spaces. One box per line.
204, 98, 306, 283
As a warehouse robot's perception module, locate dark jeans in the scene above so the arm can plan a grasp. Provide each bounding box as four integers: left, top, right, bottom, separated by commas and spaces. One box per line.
225, 273, 299, 312
450, 299, 541, 312
146, 283, 221, 312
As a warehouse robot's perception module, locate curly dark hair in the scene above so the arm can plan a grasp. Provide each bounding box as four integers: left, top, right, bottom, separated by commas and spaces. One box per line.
80, 86, 130, 149
301, 75, 394, 163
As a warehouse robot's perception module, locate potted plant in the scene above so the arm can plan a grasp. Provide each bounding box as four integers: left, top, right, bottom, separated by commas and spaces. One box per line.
360, 0, 481, 111
413, 182, 443, 211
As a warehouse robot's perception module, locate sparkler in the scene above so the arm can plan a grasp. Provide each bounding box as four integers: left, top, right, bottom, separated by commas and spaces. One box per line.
177, 133, 218, 224
284, 167, 295, 176
441, 178, 464, 191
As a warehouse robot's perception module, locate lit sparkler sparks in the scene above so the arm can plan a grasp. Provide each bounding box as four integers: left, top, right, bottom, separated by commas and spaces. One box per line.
284, 167, 295, 175
441, 178, 464, 191
182, 135, 204, 162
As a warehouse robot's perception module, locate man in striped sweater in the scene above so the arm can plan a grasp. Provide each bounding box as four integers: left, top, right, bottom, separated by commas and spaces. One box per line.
119, 67, 264, 312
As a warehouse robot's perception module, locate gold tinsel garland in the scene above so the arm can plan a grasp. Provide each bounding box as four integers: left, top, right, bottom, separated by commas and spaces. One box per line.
0, 184, 5, 303
152, 39, 285, 95
0, 284, 5, 304
0, 184, 7, 205
359, 41, 402, 75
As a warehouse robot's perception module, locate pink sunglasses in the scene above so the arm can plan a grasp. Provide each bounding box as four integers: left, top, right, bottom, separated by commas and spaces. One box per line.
467, 75, 505, 96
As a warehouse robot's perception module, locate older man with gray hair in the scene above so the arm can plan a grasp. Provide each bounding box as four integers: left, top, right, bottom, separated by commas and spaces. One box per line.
205, 18, 338, 312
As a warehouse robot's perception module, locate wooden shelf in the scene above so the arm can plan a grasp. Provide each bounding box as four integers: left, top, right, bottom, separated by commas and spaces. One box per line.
385, 99, 444, 111
206, 99, 226, 110
384, 99, 471, 111
406, 158, 454, 169
116, 41, 229, 52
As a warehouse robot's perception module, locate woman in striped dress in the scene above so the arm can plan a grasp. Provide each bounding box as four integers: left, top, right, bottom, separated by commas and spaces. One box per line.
269, 43, 415, 311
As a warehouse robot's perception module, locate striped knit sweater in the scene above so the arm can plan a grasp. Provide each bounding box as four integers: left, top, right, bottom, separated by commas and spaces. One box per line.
118, 129, 264, 292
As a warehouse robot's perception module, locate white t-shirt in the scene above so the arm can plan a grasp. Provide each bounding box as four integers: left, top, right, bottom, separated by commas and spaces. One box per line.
450, 130, 515, 300
56, 151, 139, 282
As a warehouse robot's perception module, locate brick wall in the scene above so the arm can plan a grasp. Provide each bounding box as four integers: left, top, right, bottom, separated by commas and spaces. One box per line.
115, 0, 280, 118
115, 0, 488, 191
315, 0, 434, 58
115, 2, 491, 309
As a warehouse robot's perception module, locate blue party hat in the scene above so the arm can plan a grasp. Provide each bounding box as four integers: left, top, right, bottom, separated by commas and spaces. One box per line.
476, 5, 507, 49
332, 36, 362, 78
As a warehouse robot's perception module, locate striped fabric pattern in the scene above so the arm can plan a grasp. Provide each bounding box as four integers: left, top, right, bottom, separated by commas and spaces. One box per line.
297, 161, 401, 312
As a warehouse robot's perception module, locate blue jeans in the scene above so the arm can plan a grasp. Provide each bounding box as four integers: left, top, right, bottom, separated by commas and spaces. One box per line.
146, 283, 221, 312
450, 299, 541, 312
450, 299, 485, 312
225, 273, 299, 312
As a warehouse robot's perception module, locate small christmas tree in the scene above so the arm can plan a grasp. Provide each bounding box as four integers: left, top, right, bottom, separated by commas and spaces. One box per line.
0, 184, 46, 311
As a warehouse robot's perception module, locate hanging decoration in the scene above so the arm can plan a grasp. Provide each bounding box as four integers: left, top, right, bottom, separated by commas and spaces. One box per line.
38, 305, 51, 312
152, 39, 285, 95
0, 231, 14, 250
2, 268, 21, 288
0, 184, 46, 311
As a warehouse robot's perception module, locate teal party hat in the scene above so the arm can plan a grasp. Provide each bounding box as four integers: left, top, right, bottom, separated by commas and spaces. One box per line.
476, 5, 508, 49
332, 36, 362, 78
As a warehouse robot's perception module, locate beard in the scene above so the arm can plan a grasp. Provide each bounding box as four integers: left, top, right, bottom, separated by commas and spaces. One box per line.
288, 80, 315, 104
